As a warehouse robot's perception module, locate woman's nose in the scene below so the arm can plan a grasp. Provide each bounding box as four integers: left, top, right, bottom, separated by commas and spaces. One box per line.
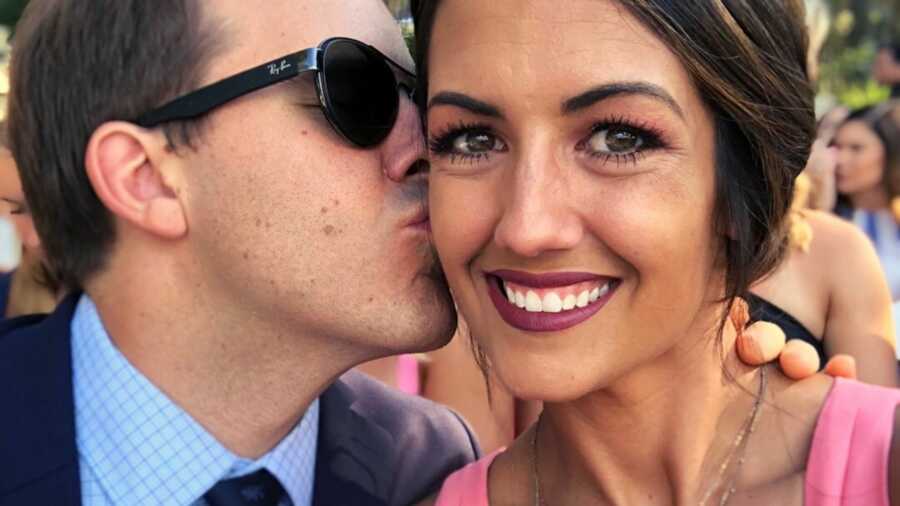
493, 156, 584, 258
834, 148, 853, 172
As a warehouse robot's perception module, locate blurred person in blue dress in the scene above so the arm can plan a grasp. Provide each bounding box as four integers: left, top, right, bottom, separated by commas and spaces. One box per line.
832, 103, 900, 300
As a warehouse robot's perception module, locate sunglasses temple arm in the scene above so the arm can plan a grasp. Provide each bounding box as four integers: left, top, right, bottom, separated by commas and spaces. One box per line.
375, 50, 417, 104
136, 49, 320, 127
364, 42, 416, 81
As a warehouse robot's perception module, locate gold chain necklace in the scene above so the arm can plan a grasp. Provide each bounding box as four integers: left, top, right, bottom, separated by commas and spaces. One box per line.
531, 366, 768, 506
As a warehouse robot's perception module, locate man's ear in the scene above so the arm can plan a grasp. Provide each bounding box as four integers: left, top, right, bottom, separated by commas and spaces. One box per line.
85, 121, 187, 239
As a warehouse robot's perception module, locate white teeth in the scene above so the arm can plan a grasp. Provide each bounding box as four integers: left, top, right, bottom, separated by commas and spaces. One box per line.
525, 291, 542, 312
597, 282, 610, 298
504, 282, 615, 313
576, 290, 590, 308
542, 293, 563, 313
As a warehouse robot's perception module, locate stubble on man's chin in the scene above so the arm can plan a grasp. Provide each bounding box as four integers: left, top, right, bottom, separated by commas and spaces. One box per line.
398, 177, 458, 337
416, 240, 459, 337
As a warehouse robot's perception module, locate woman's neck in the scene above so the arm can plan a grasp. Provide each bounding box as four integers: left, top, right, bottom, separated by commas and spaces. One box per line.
534, 324, 764, 505
849, 186, 890, 211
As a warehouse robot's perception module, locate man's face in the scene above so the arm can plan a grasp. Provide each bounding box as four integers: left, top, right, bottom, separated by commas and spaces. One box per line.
178, 0, 455, 357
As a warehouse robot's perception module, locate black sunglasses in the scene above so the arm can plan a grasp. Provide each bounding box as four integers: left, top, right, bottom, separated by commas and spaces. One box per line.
136, 37, 416, 148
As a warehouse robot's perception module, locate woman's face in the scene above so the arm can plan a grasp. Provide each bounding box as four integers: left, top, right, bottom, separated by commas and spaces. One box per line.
427, 0, 725, 400
833, 120, 886, 196
0, 148, 41, 253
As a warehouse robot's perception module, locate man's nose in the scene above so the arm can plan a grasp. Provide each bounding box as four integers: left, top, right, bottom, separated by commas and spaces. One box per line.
381, 94, 426, 183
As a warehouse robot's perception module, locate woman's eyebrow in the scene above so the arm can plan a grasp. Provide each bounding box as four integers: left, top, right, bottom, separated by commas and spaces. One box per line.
428, 91, 504, 118
562, 81, 685, 120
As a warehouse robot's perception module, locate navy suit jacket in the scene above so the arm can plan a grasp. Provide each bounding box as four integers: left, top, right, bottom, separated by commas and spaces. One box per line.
0, 295, 480, 506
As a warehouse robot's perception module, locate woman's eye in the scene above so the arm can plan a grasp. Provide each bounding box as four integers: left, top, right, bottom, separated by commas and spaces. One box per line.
1, 200, 26, 215
429, 124, 508, 165
586, 126, 645, 155
452, 131, 505, 155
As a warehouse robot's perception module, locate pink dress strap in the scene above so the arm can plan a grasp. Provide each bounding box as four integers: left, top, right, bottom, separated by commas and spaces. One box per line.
395, 354, 421, 396
806, 377, 900, 506
434, 450, 504, 506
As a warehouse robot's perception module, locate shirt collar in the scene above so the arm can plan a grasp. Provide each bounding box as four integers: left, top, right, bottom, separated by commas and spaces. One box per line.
226, 401, 319, 506
72, 295, 319, 505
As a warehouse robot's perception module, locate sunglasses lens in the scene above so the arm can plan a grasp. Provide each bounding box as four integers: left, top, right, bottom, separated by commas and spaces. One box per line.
322, 40, 398, 147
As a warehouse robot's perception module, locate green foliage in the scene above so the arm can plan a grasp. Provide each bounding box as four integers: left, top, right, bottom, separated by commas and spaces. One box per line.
817, 0, 896, 109
402, 21, 415, 59
0, 0, 25, 30
0, 0, 890, 109
818, 40, 891, 109
836, 79, 892, 108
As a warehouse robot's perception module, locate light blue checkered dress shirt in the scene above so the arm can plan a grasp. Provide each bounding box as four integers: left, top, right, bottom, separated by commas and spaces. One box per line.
71, 296, 319, 506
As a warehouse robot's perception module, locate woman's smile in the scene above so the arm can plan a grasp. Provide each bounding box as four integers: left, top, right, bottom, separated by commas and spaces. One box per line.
485, 269, 620, 332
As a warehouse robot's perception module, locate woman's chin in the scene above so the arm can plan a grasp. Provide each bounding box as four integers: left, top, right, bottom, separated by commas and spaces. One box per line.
491, 356, 623, 403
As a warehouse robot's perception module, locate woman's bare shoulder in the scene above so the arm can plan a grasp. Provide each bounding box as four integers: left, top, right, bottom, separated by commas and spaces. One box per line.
802, 210, 873, 258
798, 210, 890, 313
802, 210, 897, 370
769, 210, 872, 301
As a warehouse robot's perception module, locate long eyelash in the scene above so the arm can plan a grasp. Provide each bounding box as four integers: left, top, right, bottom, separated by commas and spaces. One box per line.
428, 121, 495, 162
590, 152, 646, 166
443, 152, 492, 165
580, 115, 668, 163
1, 198, 25, 215
591, 114, 666, 144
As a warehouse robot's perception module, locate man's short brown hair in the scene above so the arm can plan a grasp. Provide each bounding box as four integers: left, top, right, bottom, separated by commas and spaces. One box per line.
7, 0, 223, 289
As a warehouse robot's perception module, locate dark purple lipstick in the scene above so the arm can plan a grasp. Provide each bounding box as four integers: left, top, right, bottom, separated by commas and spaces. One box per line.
485, 270, 619, 332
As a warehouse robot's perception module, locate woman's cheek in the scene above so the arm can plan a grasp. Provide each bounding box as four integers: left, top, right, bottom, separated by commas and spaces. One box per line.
585, 172, 707, 257
430, 175, 491, 267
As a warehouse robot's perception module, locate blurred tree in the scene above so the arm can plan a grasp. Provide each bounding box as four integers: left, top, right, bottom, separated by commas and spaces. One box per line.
830, 0, 898, 44
0, 0, 25, 30
818, 0, 897, 108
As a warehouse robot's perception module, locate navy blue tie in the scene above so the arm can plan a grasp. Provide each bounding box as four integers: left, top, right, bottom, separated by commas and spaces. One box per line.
203, 468, 289, 506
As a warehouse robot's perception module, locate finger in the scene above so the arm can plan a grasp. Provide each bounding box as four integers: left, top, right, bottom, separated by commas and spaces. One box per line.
737, 321, 786, 365
779, 340, 821, 379
823, 354, 857, 380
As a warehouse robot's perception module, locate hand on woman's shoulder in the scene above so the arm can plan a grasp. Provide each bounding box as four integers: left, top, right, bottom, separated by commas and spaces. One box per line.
732, 369, 833, 502
761, 372, 900, 505
769, 368, 834, 414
